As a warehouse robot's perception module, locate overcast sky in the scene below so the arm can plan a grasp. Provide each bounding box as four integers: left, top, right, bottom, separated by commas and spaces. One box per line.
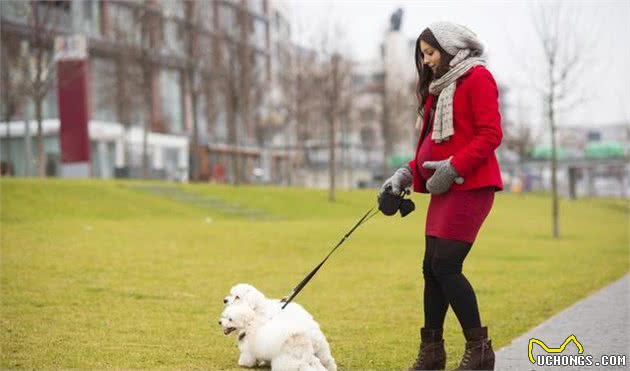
290, 0, 630, 136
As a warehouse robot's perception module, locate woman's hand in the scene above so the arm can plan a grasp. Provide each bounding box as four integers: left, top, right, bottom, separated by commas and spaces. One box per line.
422, 157, 464, 195
379, 165, 413, 196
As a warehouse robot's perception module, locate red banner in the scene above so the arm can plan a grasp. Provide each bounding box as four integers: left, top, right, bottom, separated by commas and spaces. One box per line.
57, 60, 91, 163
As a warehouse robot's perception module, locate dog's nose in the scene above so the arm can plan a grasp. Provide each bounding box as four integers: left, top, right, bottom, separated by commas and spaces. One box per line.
218, 320, 221, 325
223, 298, 228, 304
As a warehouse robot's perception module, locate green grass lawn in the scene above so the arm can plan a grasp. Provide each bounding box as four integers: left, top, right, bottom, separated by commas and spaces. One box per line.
1, 178, 628, 370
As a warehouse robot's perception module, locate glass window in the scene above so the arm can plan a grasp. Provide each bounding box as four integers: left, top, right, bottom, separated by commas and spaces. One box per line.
81, 0, 101, 38
122, 63, 146, 127
128, 142, 145, 169
198, 34, 213, 69
106, 141, 115, 176
0, 136, 31, 176
197, 1, 213, 28
254, 52, 267, 81
83, 0, 93, 18
247, 0, 264, 15
195, 90, 208, 145
218, 4, 238, 39
163, 19, 185, 56
90, 140, 115, 178
21, 51, 58, 121
163, 147, 180, 180
43, 81, 58, 120
0, 1, 30, 24
214, 94, 227, 143
159, 69, 183, 134
90, 57, 117, 122
0, 38, 21, 121
253, 18, 266, 49
283, 17, 291, 37
110, 4, 140, 45
273, 12, 290, 40
90, 140, 100, 177
36, 1, 72, 30
161, 0, 185, 18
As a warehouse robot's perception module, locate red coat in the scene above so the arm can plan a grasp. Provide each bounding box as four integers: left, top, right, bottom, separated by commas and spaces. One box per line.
408, 65, 504, 193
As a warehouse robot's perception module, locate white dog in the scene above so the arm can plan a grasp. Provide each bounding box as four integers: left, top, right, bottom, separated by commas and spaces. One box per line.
224, 283, 314, 322
222, 283, 337, 371
220, 303, 326, 371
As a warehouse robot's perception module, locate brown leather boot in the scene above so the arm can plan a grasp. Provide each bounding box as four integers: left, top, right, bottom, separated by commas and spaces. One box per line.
408, 327, 446, 370
455, 326, 495, 370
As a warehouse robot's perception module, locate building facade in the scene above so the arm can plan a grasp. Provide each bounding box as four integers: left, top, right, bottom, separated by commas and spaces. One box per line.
0, 0, 293, 182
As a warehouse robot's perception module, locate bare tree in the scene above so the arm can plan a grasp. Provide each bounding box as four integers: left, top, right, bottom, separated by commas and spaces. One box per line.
182, 1, 204, 181
106, 2, 161, 179
499, 85, 534, 172
139, 3, 161, 179
328, 54, 353, 199
380, 28, 416, 179
290, 42, 321, 186
212, 2, 270, 185
215, 5, 244, 185
10, 1, 67, 177
312, 22, 354, 201
1, 33, 24, 174
530, 1, 596, 238
328, 54, 340, 201
381, 78, 415, 177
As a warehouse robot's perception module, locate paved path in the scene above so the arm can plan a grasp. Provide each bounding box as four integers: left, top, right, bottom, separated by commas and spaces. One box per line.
495, 274, 629, 370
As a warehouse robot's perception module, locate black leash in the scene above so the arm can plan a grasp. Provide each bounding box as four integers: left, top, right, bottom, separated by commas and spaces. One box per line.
281, 206, 380, 309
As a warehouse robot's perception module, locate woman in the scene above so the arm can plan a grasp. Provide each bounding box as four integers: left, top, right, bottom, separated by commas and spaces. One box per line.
379, 22, 503, 370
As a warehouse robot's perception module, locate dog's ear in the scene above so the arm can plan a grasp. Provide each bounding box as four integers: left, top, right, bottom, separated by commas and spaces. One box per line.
232, 305, 255, 327
242, 295, 258, 311
231, 283, 252, 294
244, 306, 256, 323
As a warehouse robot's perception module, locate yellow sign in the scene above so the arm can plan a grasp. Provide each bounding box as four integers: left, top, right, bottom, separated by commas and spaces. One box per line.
528, 335, 584, 364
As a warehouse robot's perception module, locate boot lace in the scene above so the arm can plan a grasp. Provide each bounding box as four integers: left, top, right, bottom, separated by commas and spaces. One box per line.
413, 345, 426, 367
459, 341, 487, 368
460, 348, 473, 367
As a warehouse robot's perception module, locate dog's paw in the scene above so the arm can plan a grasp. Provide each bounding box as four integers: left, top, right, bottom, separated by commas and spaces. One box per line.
238, 354, 257, 368
256, 360, 269, 368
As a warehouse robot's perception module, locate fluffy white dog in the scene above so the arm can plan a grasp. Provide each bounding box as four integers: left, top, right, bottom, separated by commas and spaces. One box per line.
222, 283, 337, 371
220, 303, 326, 371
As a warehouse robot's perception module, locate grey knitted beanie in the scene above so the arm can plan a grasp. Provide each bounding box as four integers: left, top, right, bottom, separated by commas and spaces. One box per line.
428, 21, 484, 66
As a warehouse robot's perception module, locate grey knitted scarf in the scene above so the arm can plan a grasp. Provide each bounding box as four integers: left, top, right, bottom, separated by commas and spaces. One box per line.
416, 22, 486, 143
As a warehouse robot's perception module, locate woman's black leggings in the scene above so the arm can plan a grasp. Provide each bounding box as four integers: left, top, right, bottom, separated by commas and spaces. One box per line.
422, 235, 481, 330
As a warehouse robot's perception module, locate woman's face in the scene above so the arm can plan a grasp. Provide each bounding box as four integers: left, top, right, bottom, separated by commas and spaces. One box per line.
419, 40, 441, 74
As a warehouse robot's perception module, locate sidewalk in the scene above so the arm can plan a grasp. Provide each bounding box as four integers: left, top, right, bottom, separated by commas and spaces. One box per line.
495, 274, 629, 371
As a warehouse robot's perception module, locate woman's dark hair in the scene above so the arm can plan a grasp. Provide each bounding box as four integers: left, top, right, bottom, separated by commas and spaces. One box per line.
415, 28, 454, 114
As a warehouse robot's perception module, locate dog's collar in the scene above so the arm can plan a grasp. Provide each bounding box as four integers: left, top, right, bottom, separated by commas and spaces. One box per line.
238, 332, 246, 342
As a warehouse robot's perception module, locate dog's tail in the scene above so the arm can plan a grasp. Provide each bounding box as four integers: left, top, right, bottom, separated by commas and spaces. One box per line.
312, 333, 337, 371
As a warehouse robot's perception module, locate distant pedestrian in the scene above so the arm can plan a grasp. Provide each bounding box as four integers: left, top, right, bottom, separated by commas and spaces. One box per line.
379, 21, 503, 370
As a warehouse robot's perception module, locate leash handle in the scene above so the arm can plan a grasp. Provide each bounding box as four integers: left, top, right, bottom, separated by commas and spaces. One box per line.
281, 206, 378, 309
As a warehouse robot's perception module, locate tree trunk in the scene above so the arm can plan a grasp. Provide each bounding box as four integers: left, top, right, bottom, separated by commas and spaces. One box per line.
329, 55, 338, 202
24, 115, 32, 177
189, 71, 200, 182
3, 117, 11, 174
548, 60, 560, 239
227, 87, 239, 186
142, 67, 151, 179
381, 85, 390, 180
35, 96, 45, 177
2, 63, 13, 172
550, 118, 559, 239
